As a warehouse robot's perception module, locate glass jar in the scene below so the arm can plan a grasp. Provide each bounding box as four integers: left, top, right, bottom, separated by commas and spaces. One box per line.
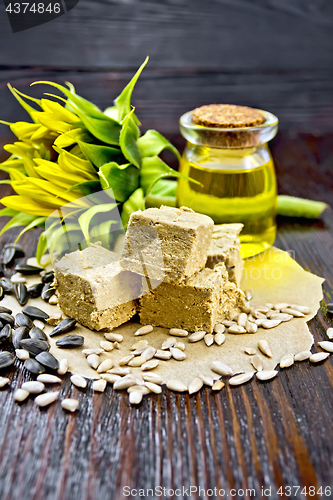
177, 108, 279, 258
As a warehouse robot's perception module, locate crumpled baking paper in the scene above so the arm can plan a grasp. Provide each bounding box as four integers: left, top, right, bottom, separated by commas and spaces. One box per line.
3, 247, 324, 385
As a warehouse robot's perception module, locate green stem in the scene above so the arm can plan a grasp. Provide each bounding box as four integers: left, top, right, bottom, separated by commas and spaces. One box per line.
277, 195, 329, 219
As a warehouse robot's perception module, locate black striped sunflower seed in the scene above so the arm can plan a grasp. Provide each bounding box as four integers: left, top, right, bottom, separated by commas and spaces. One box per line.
35, 351, 59, 371
41, 283, 56, 301
14, 283, 29, 306
0, 306, 12, 315
0, 285, 4, 301
41, 271, 54, 284
15, 313, 33, 329
13, 326, 30, 349
1, 247, 16, 266
19, 338, 50, 357
14, 264, 43, 275
22, 305, 49, 321
0, 351, 14, 370
27, 283, 44, 298
29, 326, 48, 342
56, 335, 84, 349
4, 243, 24, 258
0, 313, 15, 326
0, 324, 12, 345
24, 358, 45, 374
0, 278, 13, 294
50, 318, 76, 337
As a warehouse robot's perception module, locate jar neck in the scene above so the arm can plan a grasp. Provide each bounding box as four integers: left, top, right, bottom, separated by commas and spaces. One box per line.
179, 109, 278, 149
184, 142, 272, 171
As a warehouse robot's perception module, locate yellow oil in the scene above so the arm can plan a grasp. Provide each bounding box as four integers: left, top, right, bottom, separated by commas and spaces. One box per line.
177, 144, 277, 258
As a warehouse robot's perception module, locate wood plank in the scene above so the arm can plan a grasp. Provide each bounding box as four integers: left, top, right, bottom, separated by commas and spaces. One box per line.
1, 0, 333, 69
1, 68, 333, 134
0, 133, 333, 498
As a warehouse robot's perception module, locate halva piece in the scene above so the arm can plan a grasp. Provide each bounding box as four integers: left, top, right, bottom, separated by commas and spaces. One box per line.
206, 223, 244, 286
139, 263, 247, 333
121, 206, 214, 284
54, 245, 144, 331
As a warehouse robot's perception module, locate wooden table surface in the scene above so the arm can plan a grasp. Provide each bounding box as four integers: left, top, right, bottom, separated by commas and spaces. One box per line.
0, 131, 332, 500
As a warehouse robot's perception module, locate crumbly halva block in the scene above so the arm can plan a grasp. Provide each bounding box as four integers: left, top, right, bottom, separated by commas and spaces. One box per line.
139, 263, 247, 333
54, 245, 145, 331
206, 223, 244, 287
120, 206, 214, 284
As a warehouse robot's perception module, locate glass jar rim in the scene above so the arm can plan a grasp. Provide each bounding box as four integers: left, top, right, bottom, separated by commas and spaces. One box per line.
179, 108, 278, 149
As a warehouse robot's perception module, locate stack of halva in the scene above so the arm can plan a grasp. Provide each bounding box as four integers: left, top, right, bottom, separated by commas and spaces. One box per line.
54, 206, 247, 333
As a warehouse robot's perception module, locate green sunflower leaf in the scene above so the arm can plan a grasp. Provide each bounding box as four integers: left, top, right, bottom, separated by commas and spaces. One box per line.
90, 219, 117, 248
119, 110, 141, 168
36, 231, 49, 265
145, 179, 177, 208
76, 113, 121, 146
78, 141, 123, 168
8, 85, 41, 122
114, 56, 149, 121
137, 130, 181, 161
46, 221, 81, 259
140, 156, 199, 196
99, 162, 140, 202
78, 203, 118, 245
0, 208, 19, 217
121, 188, 145, 228
14, 216, 47, 244
0, 212, 37, 237
68, 180, 102, 196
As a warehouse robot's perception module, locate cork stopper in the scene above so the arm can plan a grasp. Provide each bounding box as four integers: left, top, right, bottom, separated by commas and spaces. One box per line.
192, 104, 266, 129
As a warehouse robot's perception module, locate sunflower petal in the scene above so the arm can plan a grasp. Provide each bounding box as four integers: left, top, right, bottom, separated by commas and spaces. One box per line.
30, 125, 55, 141
34, 160, 95, 188
10, 122, 40, 140
40, 99, 80, 123
31, 113, 76, 134
1, 195, 53, 216
54, 128, 91, 148
8, 168, 27, 182
54, 146, 97, 175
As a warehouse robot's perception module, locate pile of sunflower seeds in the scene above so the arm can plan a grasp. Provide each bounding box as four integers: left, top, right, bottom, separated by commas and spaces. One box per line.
1, 255, 333, 407
0, 259, 56, 307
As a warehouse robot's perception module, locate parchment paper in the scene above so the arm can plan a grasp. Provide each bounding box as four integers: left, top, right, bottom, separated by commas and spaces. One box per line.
2, 247, 324, 385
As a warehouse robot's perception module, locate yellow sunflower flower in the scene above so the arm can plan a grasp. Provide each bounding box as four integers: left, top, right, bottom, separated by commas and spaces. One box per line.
0, 58, 183, 262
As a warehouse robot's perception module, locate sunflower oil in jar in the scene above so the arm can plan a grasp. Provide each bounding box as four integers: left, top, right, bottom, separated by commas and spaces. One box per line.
177, 105, 278, 258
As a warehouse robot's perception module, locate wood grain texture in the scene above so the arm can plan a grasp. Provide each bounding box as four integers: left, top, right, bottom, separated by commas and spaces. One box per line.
1, 0, 333, 69
1, 67, 333, 134
1, 0, 333, 134
0, 133, 332, 499
1, 0, 333, 495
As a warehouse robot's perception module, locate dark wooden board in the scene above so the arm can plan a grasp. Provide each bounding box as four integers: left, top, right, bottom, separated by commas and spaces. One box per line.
0, 132, 333, 499
1, 0, 333, 134
1, 0, 333, 496
1, 67, 333, 135
1, 0, 333, 70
